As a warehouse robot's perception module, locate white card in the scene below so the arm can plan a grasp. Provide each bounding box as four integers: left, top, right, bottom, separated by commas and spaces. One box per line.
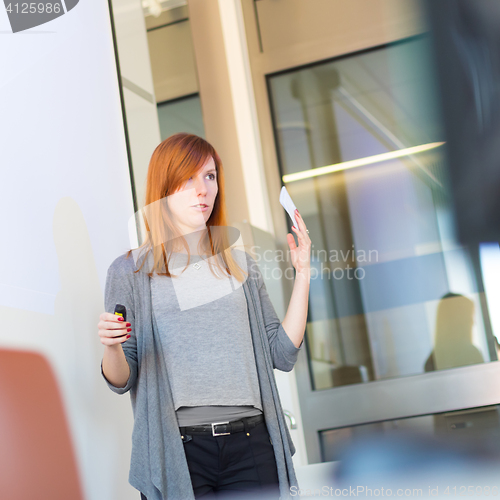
279, 186, 299, 229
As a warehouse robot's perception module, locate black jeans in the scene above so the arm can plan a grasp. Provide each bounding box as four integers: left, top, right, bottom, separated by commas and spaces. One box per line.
140, 419, 280, 499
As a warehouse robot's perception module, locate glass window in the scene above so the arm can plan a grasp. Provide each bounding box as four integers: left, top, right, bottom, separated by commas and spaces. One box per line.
268, 36, 499, 390
157, 94, 205, 141
320, 405, 500, 462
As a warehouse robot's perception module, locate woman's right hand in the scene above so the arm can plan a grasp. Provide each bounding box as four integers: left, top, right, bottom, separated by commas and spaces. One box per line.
98, 312, 132, 346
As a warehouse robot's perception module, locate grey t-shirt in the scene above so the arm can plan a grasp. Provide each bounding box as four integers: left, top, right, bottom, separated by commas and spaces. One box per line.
175, 405, 263, 427
151, 251, 263, 426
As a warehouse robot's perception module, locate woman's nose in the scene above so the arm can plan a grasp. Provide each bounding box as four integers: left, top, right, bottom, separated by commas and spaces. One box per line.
193, 177, 208, 195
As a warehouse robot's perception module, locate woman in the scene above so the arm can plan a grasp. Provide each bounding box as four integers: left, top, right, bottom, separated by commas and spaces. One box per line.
98, 133, 311, 499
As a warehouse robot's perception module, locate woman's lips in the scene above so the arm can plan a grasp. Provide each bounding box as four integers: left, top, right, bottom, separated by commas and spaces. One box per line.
192, 205, 209, 212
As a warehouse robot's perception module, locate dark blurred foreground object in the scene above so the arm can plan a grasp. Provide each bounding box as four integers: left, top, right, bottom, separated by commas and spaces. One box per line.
0, 348, 84, 500
424, 0, 500, 245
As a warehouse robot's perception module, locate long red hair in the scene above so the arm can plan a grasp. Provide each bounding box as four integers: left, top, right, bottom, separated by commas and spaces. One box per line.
126, 133, 247, 281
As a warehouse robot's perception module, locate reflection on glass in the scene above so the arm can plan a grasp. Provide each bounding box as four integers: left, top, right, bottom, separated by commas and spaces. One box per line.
320, 405, 500, 462
424, 293, 484, 371
157, 94, 205, 141
268, 36, 498, 390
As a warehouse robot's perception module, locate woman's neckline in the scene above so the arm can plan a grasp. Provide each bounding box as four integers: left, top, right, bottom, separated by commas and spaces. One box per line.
170, 251, 210, 258
171, 250, 207, 255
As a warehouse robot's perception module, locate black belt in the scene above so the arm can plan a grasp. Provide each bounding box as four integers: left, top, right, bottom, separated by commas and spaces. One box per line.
179, 414, 264, 437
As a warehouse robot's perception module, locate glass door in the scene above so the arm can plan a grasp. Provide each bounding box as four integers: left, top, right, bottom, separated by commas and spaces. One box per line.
267, 35, 500, 463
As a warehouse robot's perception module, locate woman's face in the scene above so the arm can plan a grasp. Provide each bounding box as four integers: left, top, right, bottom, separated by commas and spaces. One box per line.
167, 156, 218, 234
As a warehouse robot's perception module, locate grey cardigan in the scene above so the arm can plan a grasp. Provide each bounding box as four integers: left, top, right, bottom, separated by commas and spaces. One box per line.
102, 249, 303, 500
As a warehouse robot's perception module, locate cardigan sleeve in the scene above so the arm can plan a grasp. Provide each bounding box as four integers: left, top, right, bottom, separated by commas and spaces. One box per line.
246, 252, 303, 372
101, 255, 139, 394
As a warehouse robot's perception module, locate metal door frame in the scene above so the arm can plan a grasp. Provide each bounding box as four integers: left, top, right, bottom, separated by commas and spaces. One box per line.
294, 351, 500, 463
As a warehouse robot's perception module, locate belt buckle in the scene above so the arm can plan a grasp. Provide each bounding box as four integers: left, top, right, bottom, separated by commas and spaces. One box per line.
211, 421, 230, 437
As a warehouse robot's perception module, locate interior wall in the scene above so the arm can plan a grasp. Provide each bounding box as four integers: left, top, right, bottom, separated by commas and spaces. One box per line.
254, 0, 424, 63
0, 1, 144, 498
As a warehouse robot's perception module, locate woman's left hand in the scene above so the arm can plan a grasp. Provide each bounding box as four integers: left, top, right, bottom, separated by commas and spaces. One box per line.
287, 209, 311, 277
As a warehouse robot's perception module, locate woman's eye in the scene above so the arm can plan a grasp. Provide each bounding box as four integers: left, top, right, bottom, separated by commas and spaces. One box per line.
208, 174, 216, 180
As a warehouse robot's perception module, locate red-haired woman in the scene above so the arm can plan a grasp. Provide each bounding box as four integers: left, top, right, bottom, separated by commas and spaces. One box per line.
98, 133, 311, 500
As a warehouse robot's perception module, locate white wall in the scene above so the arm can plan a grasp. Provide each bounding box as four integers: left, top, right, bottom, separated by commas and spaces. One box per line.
0, 2, 145, 499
